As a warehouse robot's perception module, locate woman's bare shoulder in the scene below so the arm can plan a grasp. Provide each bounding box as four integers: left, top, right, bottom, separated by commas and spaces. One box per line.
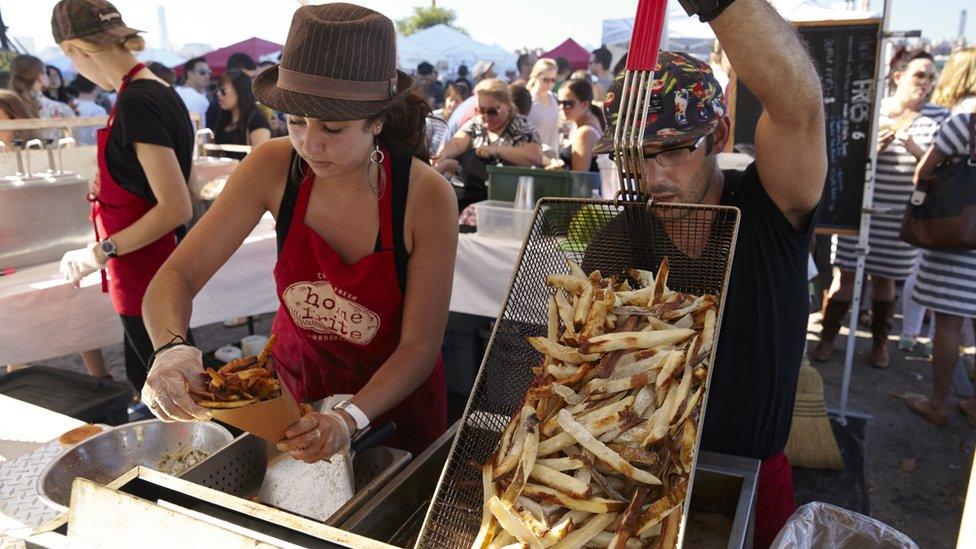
226, 137, 294, 214
404, 157, 458, 249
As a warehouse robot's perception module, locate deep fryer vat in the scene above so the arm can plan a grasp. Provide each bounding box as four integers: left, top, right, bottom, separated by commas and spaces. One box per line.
180, 432, 410, 527
417, 198, 740, 547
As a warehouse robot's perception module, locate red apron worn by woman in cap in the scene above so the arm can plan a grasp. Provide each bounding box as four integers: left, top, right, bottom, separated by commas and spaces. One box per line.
270, 150, 447, 455
90, 63, 179, 316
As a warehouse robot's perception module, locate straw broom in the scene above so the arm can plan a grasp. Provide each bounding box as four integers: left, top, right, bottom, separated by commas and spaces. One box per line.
784, 358, 844, 470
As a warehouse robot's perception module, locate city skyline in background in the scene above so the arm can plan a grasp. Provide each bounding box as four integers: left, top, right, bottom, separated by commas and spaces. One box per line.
1, 0, 971, 63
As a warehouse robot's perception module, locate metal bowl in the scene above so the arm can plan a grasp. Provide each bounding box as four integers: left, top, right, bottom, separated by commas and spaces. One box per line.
37, 419, 233, 511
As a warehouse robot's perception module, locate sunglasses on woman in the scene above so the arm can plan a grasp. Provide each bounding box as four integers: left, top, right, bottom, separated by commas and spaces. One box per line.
911, 71, 936, 83
558, 99, 577, 109
478, 106, 502, 116
540, 77, 556, 84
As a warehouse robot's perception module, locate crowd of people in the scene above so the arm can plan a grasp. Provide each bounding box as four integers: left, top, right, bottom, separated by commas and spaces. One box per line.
814, 45, 976, 428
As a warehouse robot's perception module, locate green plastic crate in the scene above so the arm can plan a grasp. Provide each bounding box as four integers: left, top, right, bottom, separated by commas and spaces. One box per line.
487, 165, 600, 202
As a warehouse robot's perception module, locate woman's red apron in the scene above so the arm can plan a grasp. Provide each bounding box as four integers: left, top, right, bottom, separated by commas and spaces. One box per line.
270, 152, 447, 455
90, 63, 179, 316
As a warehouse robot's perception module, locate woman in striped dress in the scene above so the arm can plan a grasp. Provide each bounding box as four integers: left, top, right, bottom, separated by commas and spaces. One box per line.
904, 46, 976, 426
814, 51, 948, 368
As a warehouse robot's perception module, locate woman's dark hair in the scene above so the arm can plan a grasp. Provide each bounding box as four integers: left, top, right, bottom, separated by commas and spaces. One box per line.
565, 78, 606, 128
290, 86, 432, 183
227, 52, 257, 72
366, 85, 432, 161
0, 89, 40, 140
147, 62, 176, 85
44, 65, 71, 103
510, 83, 532, 116
71, 74, 98, 94
216, 70, 261, 142
890, 47, 934, 74
9, 55, 44, 117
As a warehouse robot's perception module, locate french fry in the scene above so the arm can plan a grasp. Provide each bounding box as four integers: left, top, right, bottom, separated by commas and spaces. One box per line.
635, 479, 687, 537
652, 258, 669, 300
672, 385, 705, 428
551, 383, 583, 406
555, 290, 577, 339
486, 531, 515, 549
548, 295, 560, 341
658, 508, 681, 549
488, 496, 543, 549
547, 274, 588, 294
550, 512, 617, 549
541, 510, 589, 546
581, 329, 694, 354
529, 464, 590, 499
592, 531, 644, 549
547, 363, 581, 379
574, 280, 594, 328
567, 259, 587, 280
557, 410, 661, 486
503, 406, 539, 504
655, 349, 687, 390
495, 406, 536, 478
609, 486, 648, 549
522, 484, 624, 514
528, 337, 600, 364
535, 457, 584, 471
680, 418, 696, 472
472, 461, 500, 549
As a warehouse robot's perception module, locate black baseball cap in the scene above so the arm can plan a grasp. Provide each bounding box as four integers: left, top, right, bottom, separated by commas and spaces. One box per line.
51, 0, 143, 45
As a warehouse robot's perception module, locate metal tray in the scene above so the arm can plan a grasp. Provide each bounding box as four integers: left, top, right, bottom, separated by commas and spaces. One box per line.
342, 421, 759, 548
181, 432, 410, 527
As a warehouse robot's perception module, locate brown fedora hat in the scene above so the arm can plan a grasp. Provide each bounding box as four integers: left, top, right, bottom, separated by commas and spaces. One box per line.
253, 3, 414, 121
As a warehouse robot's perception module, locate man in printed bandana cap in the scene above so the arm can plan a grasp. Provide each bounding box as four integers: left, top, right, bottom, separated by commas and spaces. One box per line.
587, 1, 827, 546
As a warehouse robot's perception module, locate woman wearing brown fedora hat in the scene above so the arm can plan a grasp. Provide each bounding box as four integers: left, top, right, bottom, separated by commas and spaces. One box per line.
52, 0, 196, 394
141, 3, 457, 460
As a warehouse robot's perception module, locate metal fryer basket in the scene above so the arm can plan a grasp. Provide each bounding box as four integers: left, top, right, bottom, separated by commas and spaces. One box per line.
417, 198, 740, 548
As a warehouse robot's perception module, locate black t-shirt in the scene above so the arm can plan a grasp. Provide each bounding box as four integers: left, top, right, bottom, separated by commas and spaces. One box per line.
213, 110, 271, 160
582, 163, 815, 460
106, 80, 194, 203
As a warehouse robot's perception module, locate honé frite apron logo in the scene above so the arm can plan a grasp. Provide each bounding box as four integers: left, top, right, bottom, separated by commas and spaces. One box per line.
282, 280, 380, 345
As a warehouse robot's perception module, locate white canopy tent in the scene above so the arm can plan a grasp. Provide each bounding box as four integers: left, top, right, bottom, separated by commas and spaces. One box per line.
41, 48, 187, 81
398, 24, 516, 75
603, 1, 878, 61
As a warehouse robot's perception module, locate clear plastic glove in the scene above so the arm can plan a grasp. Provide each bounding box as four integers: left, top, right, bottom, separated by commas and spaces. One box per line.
59, 243, 105, 287
142, 345, 212, 422
276, 410, 351, 463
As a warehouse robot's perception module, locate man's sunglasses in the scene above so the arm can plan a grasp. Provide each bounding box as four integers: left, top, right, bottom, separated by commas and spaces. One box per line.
610, 133, 713, 167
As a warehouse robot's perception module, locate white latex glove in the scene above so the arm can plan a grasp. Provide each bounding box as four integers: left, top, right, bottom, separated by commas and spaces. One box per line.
276, 410, 352, 463
142, 345, 212, 422
59, 243, 105, 287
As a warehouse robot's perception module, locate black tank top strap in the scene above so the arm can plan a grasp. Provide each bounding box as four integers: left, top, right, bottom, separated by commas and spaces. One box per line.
390, 153, 411, 294
276, 150, 411, 293
275, 150, 302, 254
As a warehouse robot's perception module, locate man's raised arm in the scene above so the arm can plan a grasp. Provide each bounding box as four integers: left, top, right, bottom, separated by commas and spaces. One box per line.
708, 0, 827, 226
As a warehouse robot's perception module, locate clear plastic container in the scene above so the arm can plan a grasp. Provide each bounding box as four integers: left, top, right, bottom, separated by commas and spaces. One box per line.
473, 200, 535, 241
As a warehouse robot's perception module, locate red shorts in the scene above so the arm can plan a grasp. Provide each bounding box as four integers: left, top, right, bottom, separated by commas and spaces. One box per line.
754, 452, 797, 548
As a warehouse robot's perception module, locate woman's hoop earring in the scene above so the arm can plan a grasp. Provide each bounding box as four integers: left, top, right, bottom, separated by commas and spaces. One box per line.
369, 143, 384, 165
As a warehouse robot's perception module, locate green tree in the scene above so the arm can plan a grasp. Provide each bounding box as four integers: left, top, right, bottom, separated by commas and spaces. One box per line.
396, 5, 468, 36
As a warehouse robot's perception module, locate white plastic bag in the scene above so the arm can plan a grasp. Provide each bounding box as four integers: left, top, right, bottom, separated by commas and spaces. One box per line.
771, 502, 918, 549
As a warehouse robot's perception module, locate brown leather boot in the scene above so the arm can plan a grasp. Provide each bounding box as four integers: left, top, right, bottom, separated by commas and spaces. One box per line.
869, 299, 895, 368
812, 297, 851, 362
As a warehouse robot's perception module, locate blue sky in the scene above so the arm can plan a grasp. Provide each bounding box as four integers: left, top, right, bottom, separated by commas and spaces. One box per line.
3, 0, 972, 55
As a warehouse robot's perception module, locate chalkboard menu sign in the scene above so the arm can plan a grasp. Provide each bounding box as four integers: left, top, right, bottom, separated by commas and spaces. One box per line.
729, 19, 883, 234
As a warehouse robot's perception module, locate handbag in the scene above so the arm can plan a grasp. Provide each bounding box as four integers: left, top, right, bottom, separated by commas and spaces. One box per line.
900, 112, 976, 250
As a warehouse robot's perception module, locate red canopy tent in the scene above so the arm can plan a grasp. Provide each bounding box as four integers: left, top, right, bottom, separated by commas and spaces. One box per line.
173, 37, 283, 77
541, 38, 590, 71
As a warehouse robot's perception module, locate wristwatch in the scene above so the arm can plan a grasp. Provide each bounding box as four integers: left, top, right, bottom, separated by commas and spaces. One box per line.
333, 400, 370, 431
99, 239, 118, 259
676, 0, 737, 22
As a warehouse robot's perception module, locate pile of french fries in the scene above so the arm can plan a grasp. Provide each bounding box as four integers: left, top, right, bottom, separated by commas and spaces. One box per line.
192, 335, 283, 409
473, 259, 717, 549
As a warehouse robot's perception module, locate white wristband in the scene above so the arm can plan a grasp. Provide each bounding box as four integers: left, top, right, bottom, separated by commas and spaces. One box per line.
334, 400, 370, 431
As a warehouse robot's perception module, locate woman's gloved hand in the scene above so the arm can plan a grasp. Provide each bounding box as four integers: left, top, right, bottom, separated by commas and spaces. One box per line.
142, 345, 213, 422
59, 243, 106, 287
277, 410, 352, 463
